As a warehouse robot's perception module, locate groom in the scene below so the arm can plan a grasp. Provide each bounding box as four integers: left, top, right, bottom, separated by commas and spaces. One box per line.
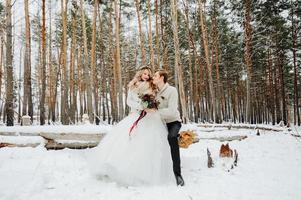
150, 70, 185, 186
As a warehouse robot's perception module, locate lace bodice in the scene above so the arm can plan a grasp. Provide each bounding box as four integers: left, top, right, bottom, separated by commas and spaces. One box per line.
126, 81, 155, 113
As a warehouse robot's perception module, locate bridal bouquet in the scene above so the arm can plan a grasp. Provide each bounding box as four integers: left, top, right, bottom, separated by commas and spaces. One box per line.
139, 93, 160, 109
129, 94, 160, 136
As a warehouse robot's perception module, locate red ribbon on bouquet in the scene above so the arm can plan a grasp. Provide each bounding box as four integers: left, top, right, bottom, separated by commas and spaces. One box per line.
129, 110, 147, 136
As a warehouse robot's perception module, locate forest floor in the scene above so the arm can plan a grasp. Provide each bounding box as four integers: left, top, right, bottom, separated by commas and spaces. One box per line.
1, 123, 301, 200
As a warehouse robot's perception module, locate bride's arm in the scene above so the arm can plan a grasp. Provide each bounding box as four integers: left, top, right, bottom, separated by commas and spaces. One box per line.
126, 90, 143, 111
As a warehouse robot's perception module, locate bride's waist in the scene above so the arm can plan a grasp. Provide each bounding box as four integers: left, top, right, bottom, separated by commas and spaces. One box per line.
129, 109, 160, 115
129, 108, 141, 114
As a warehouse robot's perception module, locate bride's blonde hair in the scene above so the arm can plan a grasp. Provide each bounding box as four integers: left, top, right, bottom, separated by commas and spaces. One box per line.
128, 66, 157, 91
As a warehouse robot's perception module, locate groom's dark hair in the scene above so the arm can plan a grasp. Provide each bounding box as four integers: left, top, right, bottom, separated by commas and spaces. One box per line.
157, 70, 168, 83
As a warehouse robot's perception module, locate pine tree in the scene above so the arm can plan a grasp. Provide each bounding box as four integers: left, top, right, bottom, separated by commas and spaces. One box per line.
23, 0, 33, 122
40, 0, 47, 125
5, 0, 14, 126
170, 0, 188, 123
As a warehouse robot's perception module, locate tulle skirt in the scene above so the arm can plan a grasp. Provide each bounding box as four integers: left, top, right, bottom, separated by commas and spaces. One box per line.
88, 112, 175, 186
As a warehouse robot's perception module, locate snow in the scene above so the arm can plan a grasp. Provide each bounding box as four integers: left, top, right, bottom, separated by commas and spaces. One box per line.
0, 124, 112, 134
0, 135, 43, 144
1, 124, 301, 200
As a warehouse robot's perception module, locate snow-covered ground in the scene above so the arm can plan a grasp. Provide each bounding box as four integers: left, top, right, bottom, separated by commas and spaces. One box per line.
1, 124, 301, 200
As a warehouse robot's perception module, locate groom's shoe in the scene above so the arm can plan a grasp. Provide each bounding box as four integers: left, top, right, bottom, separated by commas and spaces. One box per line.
175, 175, 185, 186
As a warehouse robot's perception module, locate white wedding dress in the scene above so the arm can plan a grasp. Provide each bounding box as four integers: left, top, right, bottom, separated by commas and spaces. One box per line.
89, 82, 174, 186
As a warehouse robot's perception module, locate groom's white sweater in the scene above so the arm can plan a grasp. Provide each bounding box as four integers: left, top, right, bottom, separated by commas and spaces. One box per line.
156, 83, 181, 123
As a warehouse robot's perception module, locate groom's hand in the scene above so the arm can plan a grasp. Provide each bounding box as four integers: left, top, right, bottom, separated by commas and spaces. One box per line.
144, 108, 156, 113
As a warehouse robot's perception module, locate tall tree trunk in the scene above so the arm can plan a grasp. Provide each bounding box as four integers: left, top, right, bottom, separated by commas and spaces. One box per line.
78, 44, 84, 122
211, 0, 222, 123
183, 0, 194, 121
23, 0, 33, 122
194, 55, 201, 122
52, 55, 60, 122
278, 52, 286, 125
198, 0, 215, 122
155, 0, 160, 68
70, 1, 78, 124
147, 0, 155, 69
37, 21, 42, 123
193, 8, 201, 122
0, 36, 3, 109
273, 58, 280, 124
267, 46, 275, 125
244, 0, 253, 123
134, 0, 146, 65
170, 0, 188, 123
161, 0, 169, 71
5, 0, 14, 126
97, 4, 103, 123
18, 45, 22, 124
80, 0, 93, 123
40, 0, 47, 125
47, 0, 52, 124
60, 0, 69, 124
102, 70, 106, 122
114, 0, 124, 121
291, 6, 300, 125
107, 4, 117, 123
91, 0, 99, 124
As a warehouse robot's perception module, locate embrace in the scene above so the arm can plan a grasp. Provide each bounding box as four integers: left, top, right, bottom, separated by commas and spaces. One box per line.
90, 66, 185, 186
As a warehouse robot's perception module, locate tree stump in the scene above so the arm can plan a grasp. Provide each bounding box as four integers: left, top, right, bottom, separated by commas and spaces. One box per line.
207, 148, 214, 168
219, 143, 233, 157
22, 115, 31, 126
233, 149, 238, 167
82, 114, 90, 124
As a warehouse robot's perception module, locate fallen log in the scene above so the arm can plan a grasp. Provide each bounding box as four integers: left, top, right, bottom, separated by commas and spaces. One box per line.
197, 124, 285, 132
0, 142, 40, 148
0, 132, 105, 150
39, 133, 105, 150
198, 135, 248, 142
0, 131, 106, 138
0, 141, 98, 150
39, 132, 105, 142
1, 135, 246, 150
0, 132, 39, 136
1, 133, 247, 150
44, 139, 99, 150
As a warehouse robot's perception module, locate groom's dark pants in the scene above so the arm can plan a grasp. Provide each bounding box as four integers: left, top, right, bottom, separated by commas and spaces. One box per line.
166, 121, 182, 176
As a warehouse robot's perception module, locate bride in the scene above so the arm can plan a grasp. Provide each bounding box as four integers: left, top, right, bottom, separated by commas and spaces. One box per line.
89, 66, 174, 186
